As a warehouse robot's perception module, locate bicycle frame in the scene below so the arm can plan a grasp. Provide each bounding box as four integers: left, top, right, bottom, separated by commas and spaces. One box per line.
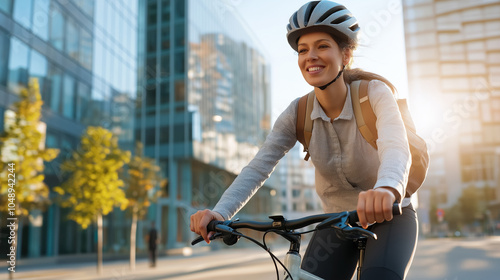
284, 252, 323, 280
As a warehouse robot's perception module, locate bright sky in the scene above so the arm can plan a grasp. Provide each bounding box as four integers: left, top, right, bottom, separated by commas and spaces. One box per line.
233, 0, 408, 122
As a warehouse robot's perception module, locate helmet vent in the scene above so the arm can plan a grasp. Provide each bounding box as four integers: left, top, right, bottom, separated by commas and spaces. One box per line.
304, 1, 320, 25
331, 14, 350, 25
350, 23, 360, 32
318, 5, 346, 23
292, 13, 299, 28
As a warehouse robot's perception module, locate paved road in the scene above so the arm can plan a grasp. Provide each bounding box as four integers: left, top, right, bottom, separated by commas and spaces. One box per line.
407, 236, 500, 280
2, 236, 500, 280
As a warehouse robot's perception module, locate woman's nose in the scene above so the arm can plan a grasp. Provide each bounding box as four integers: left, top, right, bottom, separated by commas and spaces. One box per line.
306, 49, 318, 60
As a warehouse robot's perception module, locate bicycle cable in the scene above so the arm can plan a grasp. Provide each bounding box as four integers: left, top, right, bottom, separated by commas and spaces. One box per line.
262, 231, 280, 280
233, 231, 294, 280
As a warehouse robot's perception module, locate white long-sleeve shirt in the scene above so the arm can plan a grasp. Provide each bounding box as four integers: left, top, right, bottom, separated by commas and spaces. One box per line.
213, 80, 412, 219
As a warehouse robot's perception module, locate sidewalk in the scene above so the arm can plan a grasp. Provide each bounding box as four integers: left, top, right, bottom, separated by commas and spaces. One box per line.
0, 245, 288, 280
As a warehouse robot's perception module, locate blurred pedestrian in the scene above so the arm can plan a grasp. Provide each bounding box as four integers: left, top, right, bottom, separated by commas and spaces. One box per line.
147, 221, 158, 267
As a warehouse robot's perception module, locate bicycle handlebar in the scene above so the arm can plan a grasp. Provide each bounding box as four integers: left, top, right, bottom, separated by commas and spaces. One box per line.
348, 202, 402, 224
192, 203, 402, 246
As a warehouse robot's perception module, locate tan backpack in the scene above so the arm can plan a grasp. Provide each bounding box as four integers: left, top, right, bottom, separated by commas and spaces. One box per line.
296, 80, 429, 198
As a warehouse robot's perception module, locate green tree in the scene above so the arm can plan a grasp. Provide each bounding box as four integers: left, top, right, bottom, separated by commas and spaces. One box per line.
458, 185, 480, 225
445, 204, 462, 233
125, 141, 165, 270
0, 79, 59, 279
0, 79, 59, 214
54, 126, 130, 274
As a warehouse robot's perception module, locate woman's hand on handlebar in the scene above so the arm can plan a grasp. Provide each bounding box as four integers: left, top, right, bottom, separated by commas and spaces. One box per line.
357, 187, 398, 229
190, 209, 224, 244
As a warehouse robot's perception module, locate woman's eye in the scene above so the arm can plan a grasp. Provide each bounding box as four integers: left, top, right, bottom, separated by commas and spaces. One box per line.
298, 49, 307, 54
319, 45, 329, 49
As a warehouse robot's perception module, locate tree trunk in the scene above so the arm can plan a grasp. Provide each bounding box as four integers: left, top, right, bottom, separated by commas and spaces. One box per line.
130, 206, 138, 270
97, 213, 103, 275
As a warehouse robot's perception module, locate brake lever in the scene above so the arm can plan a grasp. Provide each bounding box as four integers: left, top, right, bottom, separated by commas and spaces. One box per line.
315, 212, 347, 231
210, 232, 224, 240
316, 211, 377, 240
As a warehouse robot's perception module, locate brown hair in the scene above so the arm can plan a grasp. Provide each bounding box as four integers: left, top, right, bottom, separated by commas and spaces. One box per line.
332, 34, 398, 95
343, 68, 397, 94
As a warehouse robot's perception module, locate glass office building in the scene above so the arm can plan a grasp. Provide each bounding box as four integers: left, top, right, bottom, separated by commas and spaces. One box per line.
137, 0, 274, 250
402, 0, 500, 230
0, 0, 137, 257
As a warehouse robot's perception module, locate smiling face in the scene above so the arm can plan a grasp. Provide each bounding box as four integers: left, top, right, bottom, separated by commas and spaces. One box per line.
297, 32, 350, 88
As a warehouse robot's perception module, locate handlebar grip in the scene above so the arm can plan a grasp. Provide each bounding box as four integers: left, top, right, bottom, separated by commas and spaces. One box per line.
207, 220, 223, 232
392, 203, 402, 216
348, 203, 402, 224
191, 220, 224, 246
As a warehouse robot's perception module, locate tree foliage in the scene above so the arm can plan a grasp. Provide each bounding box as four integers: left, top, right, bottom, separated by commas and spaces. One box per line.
0, 79, 59, 215
125, 141, 165, 218
458, 185, 480, 225
54, 126, 131, 228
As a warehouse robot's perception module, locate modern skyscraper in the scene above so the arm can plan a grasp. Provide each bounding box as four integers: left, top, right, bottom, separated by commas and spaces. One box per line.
137, 0, 274, 250
0, 0, 137, 257
402, 0, 500, 229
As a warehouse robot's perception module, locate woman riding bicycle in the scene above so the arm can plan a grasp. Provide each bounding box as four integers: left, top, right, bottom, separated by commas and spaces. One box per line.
191, 1, 419, 279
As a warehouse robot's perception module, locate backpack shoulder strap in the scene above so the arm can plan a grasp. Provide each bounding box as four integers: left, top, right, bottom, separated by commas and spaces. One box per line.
296, 91, 315, 160
351, 80, 378, 150
296, 95, 307, 147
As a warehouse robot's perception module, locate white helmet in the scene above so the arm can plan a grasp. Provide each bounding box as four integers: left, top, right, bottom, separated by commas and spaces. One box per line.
286, 1, 360, 51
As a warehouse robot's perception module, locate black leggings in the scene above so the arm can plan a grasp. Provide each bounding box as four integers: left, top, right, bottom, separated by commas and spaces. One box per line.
301, 204, 418, 280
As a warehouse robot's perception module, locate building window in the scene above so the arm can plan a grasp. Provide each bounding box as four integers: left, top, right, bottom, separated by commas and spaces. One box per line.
0, 28, 9, 87
160, 126, 169, 143
13, 0, 33, 30
175, 51, 185, 74
145, 127, 155, 145
146, 57, 157, 79
160, 54, 170, 77
174, 22, 184, 47
147, 1, 157, 26
48, 64, 62, 113
175, 0, 184, 19
160, 81, 170, 104
32, 0, 50, 41
0, 0, 12, 15
76, 81, 90, 122
28, 49, 48, 99
49, 6, 64, 51
79, 28, 92, 70
7, 37, 30, 94
147, 29, 157, 53
146, 86, 156, 106
161, 27, 170, 50
62, 74, 75, 119
174, 79, 185, 102
74, 0, 94, 18
66, 19, 80, 61
93, 40, 104, 78
161, 6, 170, 24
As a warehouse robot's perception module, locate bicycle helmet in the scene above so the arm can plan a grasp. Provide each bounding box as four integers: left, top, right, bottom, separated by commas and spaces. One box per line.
286, 1, 360, 52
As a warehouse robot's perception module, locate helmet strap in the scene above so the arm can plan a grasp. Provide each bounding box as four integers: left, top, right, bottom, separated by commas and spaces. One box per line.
318, 65, 345, 91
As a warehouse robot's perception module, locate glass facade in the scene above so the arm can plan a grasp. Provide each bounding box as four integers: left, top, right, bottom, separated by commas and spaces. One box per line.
402, 0, 500, 228
188, 1, 271, 173
0, 0, 137, 258
137, 0, 273, 250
